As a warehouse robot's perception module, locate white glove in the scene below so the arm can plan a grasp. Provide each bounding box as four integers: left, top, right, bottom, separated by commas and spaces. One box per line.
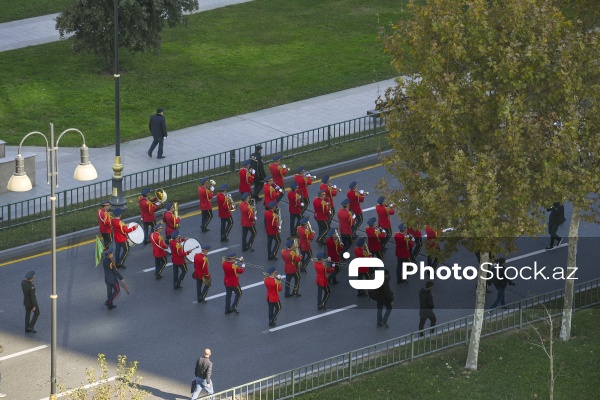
254, 216, 258, 220
327, 256, 332, 262
333, 185, 337, 189
276, 274, 282, 280
300, 202, 305, 207
251, 169, 255, 174
359, 190, 364, 195
312, 175, 317, 180
389, 203, 394, 207
329, 210, 332, 215
332, 263, 336, 268
164, 136, 167, 140
210, 186, 215, 191
382, 229, 386, 234
278, 189, 283, 193
241, 263, 246, 268
282, 164, 287, 169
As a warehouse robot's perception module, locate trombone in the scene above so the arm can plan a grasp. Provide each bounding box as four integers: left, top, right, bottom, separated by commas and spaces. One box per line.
149, 188, 168, 209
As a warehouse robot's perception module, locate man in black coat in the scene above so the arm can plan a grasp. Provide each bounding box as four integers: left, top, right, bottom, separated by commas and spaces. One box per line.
103, 247, 126, 309
250, 145, 266, 201
546, 202, 565, 250
22, 270, 39, 333
369, 269, 394, 328
147, 108, 168, 159
418, 281, 436, 336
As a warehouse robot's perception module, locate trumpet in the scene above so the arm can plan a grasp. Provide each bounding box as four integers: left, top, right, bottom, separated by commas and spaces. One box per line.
358, 189, 370, 195
226, 193, 237, 212
222, 255, 245, 263
149, 188, 168, 209
173, 201, 180, 229
304, 172, 317, 180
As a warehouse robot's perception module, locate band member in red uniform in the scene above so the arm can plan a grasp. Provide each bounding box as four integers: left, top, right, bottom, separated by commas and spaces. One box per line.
264, 266, 283, 327
239, 159, 255, 195
347, 181, 366, 234
150, 224, 170, 279
287, 182, 303, 236
375, 196, 395, 250
222, 253, 245, 314
265, 201, 281, 260
353, 237, 372, 296
425, 225, 441, 269
282, 239, 303, 297
263, 176, 283, 210
269, 155, 288, 190
240, 193, 257, 252
111, 208, 137, 268
193, 245, 212, 303
294, 166, 313, 215
297, 217, 315, 273
313, 190, 331, 246
337, 198, 354, 254
325, 228, 343, 285
170, 230, 191, 289
217, 184, 233, 242
162, 202, 180, 240
198, 177, 214, 232
395, 223, 414, 284
314, 252, 335, 310
319, 175, 338, 222
366, 217, 387, 259
139, 187, 158, 245
98, 200, 113, 249
407, 225, 423, 262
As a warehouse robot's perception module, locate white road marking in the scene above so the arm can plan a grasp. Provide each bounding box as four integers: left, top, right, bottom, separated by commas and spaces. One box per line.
192, 281, 265, 303
39, 376, 117, 400
266, 304, 358, 332
0, 345, 48, 361
506, 242, 568, 263
362, 206, 376, 212
142, 246, 233, 272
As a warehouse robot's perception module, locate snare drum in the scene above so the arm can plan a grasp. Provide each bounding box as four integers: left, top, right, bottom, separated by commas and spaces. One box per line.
183, 238, 202, 263
126, 222, 144, 247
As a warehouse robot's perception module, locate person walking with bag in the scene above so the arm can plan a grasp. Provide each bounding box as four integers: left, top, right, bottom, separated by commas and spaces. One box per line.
148, 108, 168, 159
191, 348, 214, 400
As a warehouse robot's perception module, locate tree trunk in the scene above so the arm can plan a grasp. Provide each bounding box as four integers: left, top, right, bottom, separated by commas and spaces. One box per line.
464, 251, 490, 371
559, 206, 580, 341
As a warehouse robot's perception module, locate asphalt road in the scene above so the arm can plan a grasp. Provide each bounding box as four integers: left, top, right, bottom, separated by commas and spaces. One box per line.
1, 164, 598, 400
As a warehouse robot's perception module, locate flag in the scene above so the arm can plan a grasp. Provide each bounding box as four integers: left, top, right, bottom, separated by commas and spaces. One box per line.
95, 236, 104, 267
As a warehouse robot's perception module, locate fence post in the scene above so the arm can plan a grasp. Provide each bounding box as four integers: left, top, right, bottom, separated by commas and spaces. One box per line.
168, 164, 173, 187
519, 300, 523, 329
291, 369, 295, 398
410, 334, 414, 362
348, 351, 353, 381
327, 125, 332, 148
229, 150, 236, 174
279, 137, 284, 157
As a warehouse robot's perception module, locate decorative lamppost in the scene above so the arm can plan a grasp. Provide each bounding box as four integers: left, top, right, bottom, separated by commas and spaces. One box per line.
7, 124, 97, 399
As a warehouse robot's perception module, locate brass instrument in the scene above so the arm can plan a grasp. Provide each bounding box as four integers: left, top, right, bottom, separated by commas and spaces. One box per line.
149, 188, 168, 209
209, 179, 216, 187
222, 255, 245, 263
274, 206, 283, 232
307, 220, 314, 234
364, 244, 371, 257
304, 172, 317, 180
226, 193, 237, 212
173, 201, 180, 228
333, 229, 341, 245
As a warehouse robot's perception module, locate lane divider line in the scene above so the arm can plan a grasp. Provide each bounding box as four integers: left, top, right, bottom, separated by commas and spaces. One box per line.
266, 304, 358, 332
192, 281, 265, 303
39, 376, 117, 400
0, 345, 48, 361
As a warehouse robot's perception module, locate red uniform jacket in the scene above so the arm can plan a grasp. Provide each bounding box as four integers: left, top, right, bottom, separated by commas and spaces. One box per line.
376, 204, 394, 230
325, 236, 343, 262
217, 192, 232, 219
347, 190, 365, 215
313, 197, 330, 221
111, 218, 136, 243
319, 183, 338, 210
240, 202, 256, 227
198, 186, 214, 211
337, 208, 354, 235
314, 261, 334, 287
222, 261, 244, 287
425, 226, 440, 250
193, 253, 210, 280
162, 211, 180, 238
98, 208, 112, 234
264, 276, 282, 302
366, 226, 386, 253
139, 196, 157, 223
407, 227, 422, 239
150, 231, 169, 258
395, 232, 414, 259
287, 189, 303, 215
282, 248, 302, 274
239, 168, 255, 194
297, 225, 315, 252
269, 163, 288, 189
264, 209, 280, 235
294, 174, 312, 199
263, 183, 280, 208
354, 247, 372, 274
170, 239, 189, 265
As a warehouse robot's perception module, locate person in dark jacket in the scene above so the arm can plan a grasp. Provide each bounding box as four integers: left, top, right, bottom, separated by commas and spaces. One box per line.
369, 269, 394, 328
103, 247, 125, 309
546, 202, 565, 250
191, 348, 214, 399
147, 108, 168, 159
418, 281, 436, 336
22, 270, 39, 333
489, 258, 515, 309
250, 145, 266, 201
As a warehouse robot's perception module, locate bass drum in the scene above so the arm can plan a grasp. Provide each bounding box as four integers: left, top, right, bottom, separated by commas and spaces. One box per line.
183, 238, 202, 263
126, 222, 144, 247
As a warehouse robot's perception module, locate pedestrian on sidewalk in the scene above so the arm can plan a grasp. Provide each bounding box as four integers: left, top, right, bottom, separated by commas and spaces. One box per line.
546, 202, 565, 250
22, 270, 39, 333
418, 281, 436, 336
489, 258, 515, 309
250, 145, 266, 201
369, 269, 394, 328
191, 348, 214, 400
148, 108, 168, 159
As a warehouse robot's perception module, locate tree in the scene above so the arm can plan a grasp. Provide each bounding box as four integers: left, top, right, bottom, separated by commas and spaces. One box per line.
56, 0, 199, 69
379, 0, 594, 371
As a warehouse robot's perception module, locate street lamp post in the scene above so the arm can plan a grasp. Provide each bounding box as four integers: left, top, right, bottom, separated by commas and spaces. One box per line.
7, 123, 97, 399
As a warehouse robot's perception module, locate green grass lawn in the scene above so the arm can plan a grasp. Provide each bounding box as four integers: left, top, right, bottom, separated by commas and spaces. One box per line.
0, 0, 404, 147
297, 307, 600, 400
0, 0, 73, 22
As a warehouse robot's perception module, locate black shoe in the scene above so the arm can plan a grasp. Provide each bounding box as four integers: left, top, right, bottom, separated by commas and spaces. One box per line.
382, 321, 389, 328
117, 265, 126, 269
271, 256, 279, 261
221, 237, 229, 242
546, 246, 554, 250
156, 275, 162, 280
295, 293, 302, 297
198, 299, 207, 303
147, 150, 152, 157
225, 310, 233, 314
26, 328, 37, 333
269, 321, 276, 327
174, 285, 183, 289
157, 156, 166, 159
232, 308, 239, 314
242, 247, 248, 252
377, 322, 384, 327
557, 237, 563, 246
318, 305, 326, 310
331, 281, 339, 285
248, 247, 255, 252
301, 268, 307, 273
108, 304, 117, 310
284, 294, 293, 298
201, 228, 210, 232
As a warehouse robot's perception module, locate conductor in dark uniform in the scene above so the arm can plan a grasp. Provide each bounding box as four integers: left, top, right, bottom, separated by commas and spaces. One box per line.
22, 270, 39, 333
103, 247, 126, 309
250, 145, 266, 201
147, 108, 168, 159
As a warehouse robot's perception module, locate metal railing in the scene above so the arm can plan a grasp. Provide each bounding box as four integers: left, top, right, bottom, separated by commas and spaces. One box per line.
0, 115, 385, 230
208, 278, 600, 399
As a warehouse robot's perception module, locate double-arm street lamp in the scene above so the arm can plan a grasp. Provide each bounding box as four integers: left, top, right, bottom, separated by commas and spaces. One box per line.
7, 123, 97, 399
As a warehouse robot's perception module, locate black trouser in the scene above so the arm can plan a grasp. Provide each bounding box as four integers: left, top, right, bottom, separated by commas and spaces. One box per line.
328, 263, 341, 284
142, 220, 155, 244
252, 180, 264, 200
115, 241, 129, 267
419, 311, 437, 335
341, 234, 353, 254
411, 237, 422, 262
382, 229, 392, 249
352, 214, 363, 234
25, 306, 40, 330
221, 217, 233, 239
242, 226, 257, 250
427, 255, 439, 269
105, 283, 120, 306
173, 263, 187, 288
396, 258, 411, 283
225, 285, 242, 311
267, 234, 281, 259
357, 271, 371, 295
548, 223, 561, 247
289, 213, 301, 236
285, 272, 301, 296
300, 249, 312, 271
316, 219, 329, 244
196, 278, 210, 302
154, 256, 167, 277
317, 285, 330, 308
301, 197, 309, 214
372, 250, 383, 259
101, 232, 113, 249
268, 301, 281, 324
201, 210, 212, 231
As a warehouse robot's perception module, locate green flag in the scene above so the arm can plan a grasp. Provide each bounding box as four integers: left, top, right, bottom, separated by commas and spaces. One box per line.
95, 236, 104, 267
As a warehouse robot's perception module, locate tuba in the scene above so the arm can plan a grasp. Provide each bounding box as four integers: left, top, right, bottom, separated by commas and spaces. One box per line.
226, 193, 237, 212
149, 188, 168, 209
